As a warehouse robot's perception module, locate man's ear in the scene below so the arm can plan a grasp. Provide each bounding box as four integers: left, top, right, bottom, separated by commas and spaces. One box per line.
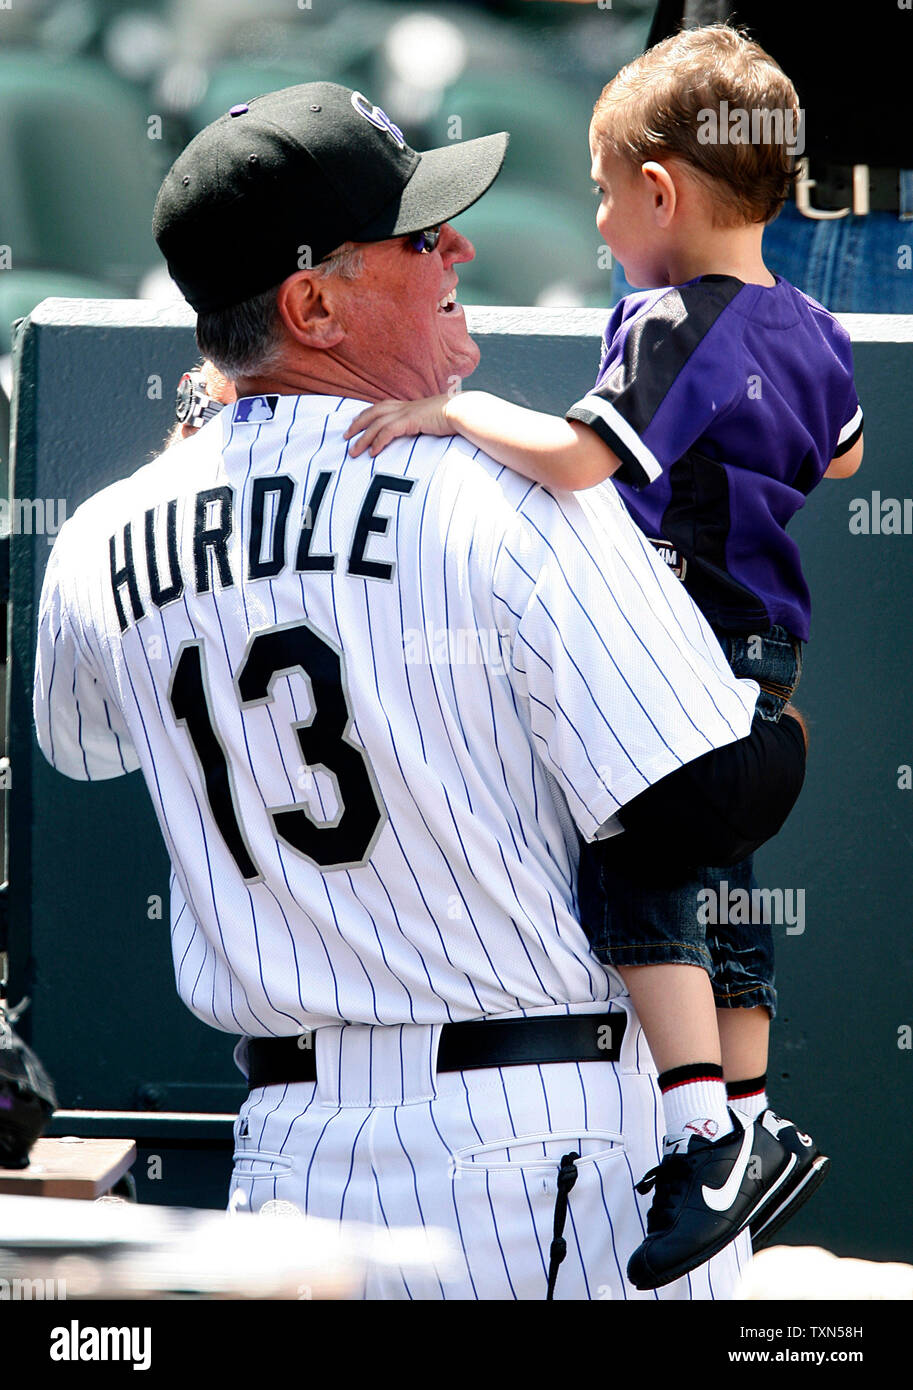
640, 161, 677, 227
276, 272, 346, 350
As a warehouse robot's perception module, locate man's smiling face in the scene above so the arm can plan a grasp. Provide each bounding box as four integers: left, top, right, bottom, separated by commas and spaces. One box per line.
331, 221, 480, 399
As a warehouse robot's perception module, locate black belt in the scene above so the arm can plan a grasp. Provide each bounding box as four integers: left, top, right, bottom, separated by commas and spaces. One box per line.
245, 1011, 627, 1091
795, 161, 908, 215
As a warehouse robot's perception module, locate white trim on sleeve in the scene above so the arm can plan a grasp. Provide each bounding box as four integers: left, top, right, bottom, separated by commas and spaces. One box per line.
837, 404, 864, 447
570, 393, 663, 486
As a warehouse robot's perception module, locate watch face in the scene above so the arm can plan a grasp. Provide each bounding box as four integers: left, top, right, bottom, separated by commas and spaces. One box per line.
175, 373, 195, 423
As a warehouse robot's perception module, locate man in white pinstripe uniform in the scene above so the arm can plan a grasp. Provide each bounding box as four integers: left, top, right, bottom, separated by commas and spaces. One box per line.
33, 83, 806, 1299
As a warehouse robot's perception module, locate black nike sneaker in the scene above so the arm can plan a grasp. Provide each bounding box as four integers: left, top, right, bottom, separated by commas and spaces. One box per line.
747, 1109, 830, 1249
627, 1109, 795, 1290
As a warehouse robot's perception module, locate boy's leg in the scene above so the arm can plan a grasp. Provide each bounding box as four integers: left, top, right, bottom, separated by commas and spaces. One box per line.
708, 857, 830, 1245
718, 1004, 771, 1119
717, 1002, 769, 1083
617, 961, 730, 1140
619, 963, 722, 1075
580, 838, 732, 1143
578, 842, 794, 1290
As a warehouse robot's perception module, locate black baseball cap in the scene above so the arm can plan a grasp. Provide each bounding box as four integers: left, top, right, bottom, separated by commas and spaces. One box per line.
153, 82, 509, 313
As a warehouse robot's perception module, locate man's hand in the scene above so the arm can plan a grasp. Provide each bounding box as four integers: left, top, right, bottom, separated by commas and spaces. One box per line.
345, 395, 451, 457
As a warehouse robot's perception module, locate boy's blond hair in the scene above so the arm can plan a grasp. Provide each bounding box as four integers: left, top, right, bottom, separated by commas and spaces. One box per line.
593, 25, 800, 227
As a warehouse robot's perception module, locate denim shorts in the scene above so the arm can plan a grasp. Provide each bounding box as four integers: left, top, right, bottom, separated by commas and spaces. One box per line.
717, 625, 803, 723
578, 842, 778, 1016
575, 625, 802, 1015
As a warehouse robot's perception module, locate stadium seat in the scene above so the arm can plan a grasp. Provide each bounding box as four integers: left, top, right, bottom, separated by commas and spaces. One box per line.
452, 185, 609, 308
0, 53, 164, 293
190, 61, 333, 133
427, 72, 599, 207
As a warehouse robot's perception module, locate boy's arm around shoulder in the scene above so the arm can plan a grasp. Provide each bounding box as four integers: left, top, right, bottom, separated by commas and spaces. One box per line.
443, 391, 624, 492
345, 389, 623, 491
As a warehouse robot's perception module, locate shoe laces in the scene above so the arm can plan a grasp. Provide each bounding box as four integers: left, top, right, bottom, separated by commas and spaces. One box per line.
636, 1155, 692, 1233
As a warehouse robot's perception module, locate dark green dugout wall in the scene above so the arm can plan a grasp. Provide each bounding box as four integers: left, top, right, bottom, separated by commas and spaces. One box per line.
6, 299, 913, 1250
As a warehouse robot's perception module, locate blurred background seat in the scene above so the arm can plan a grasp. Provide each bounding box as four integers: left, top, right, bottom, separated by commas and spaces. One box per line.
453, 185, 610, 308
427, 72, 598, 208
190, 60, 333, 133
0, 53, 164, 288
0, 51, 165, 346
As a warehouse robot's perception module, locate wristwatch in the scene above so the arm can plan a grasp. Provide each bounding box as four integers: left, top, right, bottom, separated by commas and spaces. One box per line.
175, 371, 225, 428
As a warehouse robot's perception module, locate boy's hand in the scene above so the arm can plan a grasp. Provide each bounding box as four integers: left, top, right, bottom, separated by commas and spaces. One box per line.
345, 395, 451, 457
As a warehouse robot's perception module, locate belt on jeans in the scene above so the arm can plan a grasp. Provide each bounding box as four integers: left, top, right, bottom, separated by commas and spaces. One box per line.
245, 1011, 627, 1090
794, 159, 908, 217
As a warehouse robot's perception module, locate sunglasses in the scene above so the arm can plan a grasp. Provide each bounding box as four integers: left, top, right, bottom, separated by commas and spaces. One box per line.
408, 226, 442, 254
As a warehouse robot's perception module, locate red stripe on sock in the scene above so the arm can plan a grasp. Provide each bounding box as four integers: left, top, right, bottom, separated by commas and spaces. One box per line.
660, 1073, 724, 1092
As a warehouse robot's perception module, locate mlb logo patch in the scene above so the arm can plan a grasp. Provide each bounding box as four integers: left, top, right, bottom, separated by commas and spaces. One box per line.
235, 395, 278, 423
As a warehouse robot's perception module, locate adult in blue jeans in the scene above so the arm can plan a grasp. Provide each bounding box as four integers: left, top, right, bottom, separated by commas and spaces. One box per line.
622, 1, 913, 313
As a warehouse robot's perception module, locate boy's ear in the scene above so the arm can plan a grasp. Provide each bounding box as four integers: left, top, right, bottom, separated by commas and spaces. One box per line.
640, 161, 677, 226
276, 271, 346, 350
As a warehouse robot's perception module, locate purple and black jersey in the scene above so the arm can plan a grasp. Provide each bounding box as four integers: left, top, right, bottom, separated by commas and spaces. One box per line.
566, 274, 863, 640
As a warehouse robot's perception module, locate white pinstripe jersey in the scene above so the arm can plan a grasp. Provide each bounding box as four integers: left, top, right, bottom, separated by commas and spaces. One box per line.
34, 392, 758, 1035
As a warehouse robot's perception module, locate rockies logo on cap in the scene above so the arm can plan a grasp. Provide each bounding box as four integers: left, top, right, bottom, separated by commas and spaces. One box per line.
350, 92, 406, 149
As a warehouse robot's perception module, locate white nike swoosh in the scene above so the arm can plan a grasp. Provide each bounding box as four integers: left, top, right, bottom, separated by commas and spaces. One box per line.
701, 1122, 756, 1212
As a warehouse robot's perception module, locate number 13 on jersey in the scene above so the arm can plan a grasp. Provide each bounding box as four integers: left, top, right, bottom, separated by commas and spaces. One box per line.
167, 619, 387, 880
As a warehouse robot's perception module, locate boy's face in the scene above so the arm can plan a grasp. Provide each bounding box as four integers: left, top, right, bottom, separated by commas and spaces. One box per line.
589, 122, 663, 288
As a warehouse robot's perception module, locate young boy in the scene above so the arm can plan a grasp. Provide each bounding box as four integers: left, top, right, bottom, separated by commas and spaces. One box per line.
346, 24, 863, 1289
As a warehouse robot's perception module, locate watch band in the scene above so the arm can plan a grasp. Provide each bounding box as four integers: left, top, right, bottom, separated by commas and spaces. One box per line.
175, 371, 226, 428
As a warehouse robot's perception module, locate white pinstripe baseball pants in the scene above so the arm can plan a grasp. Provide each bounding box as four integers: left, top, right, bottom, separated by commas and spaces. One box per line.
228, 1001, 750, 1300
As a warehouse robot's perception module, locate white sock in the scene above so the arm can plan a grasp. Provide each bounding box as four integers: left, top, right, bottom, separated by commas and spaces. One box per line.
661, 1075, 733, 1144
727, 1081, 768, 1121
